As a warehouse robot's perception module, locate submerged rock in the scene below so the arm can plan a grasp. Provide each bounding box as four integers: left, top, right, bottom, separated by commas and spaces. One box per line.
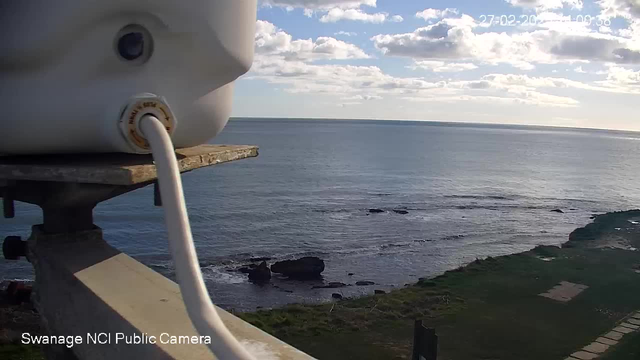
271, 256, 325, 279
237, 264, 257, 274
392, 209, 409, 215
313, 282, 347, 289
374, 289, 386, 295
332, 293, 343, 299
369, 208, 385, 214
551, 209, 565, 213
355, 281, 375, 286
248, 261, 271, 283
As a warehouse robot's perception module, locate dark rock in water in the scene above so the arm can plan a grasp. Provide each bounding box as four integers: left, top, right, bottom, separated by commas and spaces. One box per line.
369, 208, 384, 214
355, 281, 375, 286
392, 209, 409, 215
271, 256, 325, 279
238, 264, 257, 274
348, 273, 354, 276
332, 293, 343, 299
551, 209, 565, 213
313, 282, 347, 289
246, 257, 272, 263
374, 289, 386, 295
248, 261, 271, 283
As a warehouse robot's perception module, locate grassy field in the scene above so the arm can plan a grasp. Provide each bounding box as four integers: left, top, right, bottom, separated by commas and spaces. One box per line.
239, 211, 640, 360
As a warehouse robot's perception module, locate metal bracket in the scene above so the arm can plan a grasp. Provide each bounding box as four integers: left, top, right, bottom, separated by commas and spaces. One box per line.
2, 182, 15, 218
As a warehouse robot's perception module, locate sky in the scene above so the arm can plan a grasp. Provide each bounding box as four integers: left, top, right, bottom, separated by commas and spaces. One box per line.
231, 0, 640, 131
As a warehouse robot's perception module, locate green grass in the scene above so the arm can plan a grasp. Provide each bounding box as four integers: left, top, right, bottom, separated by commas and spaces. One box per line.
240, 244, 640, 359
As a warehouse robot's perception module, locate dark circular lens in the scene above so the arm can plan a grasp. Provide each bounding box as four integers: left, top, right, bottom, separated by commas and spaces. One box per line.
114, 25, 153, 64
117, 32, 144, 61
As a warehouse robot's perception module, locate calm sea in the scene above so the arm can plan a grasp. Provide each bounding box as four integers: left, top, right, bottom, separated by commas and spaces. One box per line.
2, 119, 640, 310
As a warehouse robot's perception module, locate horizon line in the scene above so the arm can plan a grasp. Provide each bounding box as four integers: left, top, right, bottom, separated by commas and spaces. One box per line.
229, 116, 640, 134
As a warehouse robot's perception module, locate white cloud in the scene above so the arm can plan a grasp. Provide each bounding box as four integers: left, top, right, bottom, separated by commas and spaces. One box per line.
598, 0, 640, 20
255, 20, 369, 61
249, 19, 640, 114
410, 60, 478, 72
335, 31, 358, 36
479, 73, 640, 94
249, 55, 619, 108
261, 0, 376, 10
505, 0, 584, 11
320, 8, 403, 23
415, 8, 459, 21
597, 65, 640, 90
343, 94, 383, 100
403, 93, 579, 107
370, 15, 640, 67
599, 25, 613, 33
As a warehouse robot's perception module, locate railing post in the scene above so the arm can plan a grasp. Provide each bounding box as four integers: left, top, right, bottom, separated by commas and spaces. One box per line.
412, 319, 438, 360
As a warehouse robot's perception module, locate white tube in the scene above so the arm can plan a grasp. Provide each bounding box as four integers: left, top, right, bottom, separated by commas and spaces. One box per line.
139, 115, 256, 360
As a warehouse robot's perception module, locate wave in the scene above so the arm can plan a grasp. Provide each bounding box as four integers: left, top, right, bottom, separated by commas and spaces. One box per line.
445, 195, 514, 201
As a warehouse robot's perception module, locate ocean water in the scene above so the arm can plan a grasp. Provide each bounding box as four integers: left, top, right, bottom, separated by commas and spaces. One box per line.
2, 119, 640, 311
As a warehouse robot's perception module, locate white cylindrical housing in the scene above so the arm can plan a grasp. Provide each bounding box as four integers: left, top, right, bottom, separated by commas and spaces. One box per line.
0, 0, 257, 154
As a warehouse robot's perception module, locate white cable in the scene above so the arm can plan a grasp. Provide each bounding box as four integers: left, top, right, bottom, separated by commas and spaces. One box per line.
139, 115, 256, 360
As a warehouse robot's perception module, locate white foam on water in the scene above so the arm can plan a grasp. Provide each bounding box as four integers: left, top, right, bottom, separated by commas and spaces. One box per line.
201, 266, 246, 284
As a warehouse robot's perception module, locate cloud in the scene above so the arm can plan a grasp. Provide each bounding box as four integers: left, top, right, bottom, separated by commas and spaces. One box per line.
343, 94, 383, 100
320, 8, 403, 23
403, 93, 579, 107
598, 0, 640, 20
249, 20, 640, 112
597, 65, 640, 90
370, 15, 640, 67
548, 34, 640, 63
574, 65, 586, 73
335, 31, 358, 36
479, 73, 640, 94
249, 55, 596, 107
599, 25, 613, 33
261, 0, 376, 10
505, 0, 584, 10
410, 60, 478, 72
255, 20, 369, 61
415, 8, 459, 21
